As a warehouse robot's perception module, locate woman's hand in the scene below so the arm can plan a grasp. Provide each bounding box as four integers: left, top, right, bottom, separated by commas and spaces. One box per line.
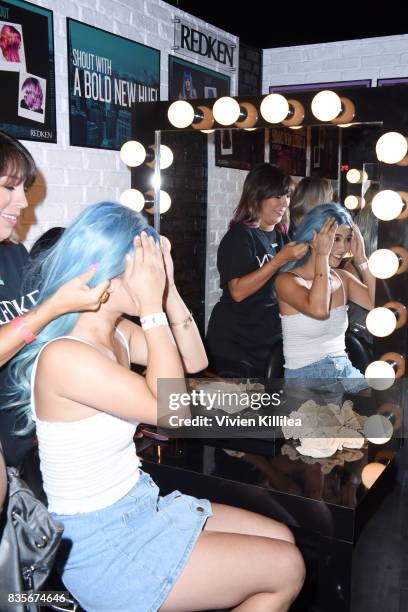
276, 241, 309, 265
311, 217, 338, 256
123, 232, 166, 314
160, 235, 175, 289
350, 221, 367, 264
49, 266, 111, 316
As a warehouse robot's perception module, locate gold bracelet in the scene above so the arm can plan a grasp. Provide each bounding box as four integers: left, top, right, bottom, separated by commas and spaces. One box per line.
170, 311, 193, 329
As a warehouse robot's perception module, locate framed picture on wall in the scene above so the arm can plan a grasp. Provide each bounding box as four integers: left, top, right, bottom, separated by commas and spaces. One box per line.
0, 0, 56, 142
269, 79, 372, 93
269, 127, 307, 176
67, 18, 160, 150
377, 77, 408, 87
215, 129, 265, 171
168, 55, 230, 101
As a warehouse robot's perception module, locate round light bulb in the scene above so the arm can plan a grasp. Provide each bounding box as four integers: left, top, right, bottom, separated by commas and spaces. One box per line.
311, 90, 342, 121
167, 100, 195, 128
260, 94, 290, 123
145, 190, 172, 215
200, 129, 215, 134
157, 144, 173, 170
212, 97, 240, 125
361, 463, 386, 489
145, 144, 174, 170
120, 141, 146, 167
366, 307, 397, 337
375, 132, 408, 164
119, 189, 145, 212
368, 249, 400, 279
365, 360, 396, 391
344, 195, 360, 210
371, 190, 404, 221
364, 415, 393, 445
346, 169, 361, 184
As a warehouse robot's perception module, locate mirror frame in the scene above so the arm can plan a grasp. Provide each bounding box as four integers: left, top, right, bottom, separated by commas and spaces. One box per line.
131, 85, 408, 401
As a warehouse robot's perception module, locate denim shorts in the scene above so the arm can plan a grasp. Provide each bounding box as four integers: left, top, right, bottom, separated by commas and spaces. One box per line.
284, 353, 368, 397
51, 470, 212, 612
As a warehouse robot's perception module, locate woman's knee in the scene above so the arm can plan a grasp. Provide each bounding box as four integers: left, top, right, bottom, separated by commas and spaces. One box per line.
281, 544, 306, 599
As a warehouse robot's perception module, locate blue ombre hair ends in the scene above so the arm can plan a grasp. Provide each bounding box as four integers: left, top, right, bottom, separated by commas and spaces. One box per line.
6, 201, 159, 432
281, 202, 353, 272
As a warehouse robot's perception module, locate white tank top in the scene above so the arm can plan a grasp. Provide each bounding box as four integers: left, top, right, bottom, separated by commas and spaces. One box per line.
280, 270, 348, 370
30, 328, 140, 515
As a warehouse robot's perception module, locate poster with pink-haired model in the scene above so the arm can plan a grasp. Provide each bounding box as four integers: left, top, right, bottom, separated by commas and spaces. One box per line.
18, 72, 46, 123
0, 21, 26, 72
0, 0, 56, 143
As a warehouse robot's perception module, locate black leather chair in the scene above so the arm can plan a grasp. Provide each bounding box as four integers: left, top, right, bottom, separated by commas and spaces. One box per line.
264, 331, 372, 387
345, 329, 373, 373
265, 339, 285, 380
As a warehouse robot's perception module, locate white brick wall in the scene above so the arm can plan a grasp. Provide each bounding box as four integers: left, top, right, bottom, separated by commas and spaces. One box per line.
262, 34, 408, 92
206, 135, 246, 325
17, 0, 237, 248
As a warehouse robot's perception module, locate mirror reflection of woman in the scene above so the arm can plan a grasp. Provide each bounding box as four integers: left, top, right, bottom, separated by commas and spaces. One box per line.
206, 163, 308, 378
275, 203, 375, 382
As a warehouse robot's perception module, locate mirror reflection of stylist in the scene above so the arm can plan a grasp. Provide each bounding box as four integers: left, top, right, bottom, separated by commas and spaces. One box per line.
206, 163, 308, 378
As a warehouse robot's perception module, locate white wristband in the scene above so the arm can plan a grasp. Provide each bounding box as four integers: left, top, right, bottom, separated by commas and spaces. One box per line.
140, 312, 168, 331
357, 261, 368, 272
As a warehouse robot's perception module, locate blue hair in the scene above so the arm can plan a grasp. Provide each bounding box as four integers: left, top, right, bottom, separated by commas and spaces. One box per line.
6, 201, 158, 432
281, 202, 353, 272
182, 71, 194, 98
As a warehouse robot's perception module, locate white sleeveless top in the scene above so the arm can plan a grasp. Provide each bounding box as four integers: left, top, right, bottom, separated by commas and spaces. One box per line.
280, 270, 348, 370
30, 329, 141, 515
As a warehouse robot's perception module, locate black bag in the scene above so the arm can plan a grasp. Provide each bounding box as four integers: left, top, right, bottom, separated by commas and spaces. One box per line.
0, 466, 64, 612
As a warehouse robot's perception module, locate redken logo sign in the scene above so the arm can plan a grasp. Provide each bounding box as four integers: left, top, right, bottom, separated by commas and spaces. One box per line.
173, 19, 236, 70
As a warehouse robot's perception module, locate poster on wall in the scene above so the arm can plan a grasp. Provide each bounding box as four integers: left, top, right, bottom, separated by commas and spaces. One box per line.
269, 80, 372, 94
270, 127, 306, 177
0, 0, 56, 142
67, 18, 160, 150
215, 129, 265, 171
168, 55, 230, 100
377, 77, 408, 87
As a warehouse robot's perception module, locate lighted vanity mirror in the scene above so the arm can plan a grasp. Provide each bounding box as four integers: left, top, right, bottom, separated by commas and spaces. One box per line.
131, 85, 408, 383
155, 121, 384, 334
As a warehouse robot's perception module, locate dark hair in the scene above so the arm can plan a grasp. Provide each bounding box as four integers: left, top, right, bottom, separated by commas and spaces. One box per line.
0, 130, 37, 189
230, 163, 290, 226
30, 227, 65, 258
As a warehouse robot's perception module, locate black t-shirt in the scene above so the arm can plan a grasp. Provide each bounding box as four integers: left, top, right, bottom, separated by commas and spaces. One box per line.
206, 223, 289, 371
0, 242, 37, 467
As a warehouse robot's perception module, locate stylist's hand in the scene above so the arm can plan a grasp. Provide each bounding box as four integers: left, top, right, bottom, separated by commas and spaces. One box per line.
312, 217, 337, 256
275, 241, 309, 266
49, 266, 111, 315
123, 232, 166, 313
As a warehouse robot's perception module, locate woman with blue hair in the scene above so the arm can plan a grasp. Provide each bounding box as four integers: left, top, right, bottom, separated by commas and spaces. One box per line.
178, 70, 198, 100
6, 200, 304, 611
275, 203, 375, 381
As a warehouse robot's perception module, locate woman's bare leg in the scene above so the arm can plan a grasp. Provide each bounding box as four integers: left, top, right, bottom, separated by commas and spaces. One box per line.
205, 502, 295, 543
160, 530, 305, 612
160, 504, 305, 612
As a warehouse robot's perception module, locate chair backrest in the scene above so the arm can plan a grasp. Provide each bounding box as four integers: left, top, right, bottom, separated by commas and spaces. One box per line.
345, 329, 373, 373
265, 340, 284, 384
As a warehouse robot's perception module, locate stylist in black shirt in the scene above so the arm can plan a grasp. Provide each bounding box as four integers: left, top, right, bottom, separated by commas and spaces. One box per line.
206, 163, 308, 377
